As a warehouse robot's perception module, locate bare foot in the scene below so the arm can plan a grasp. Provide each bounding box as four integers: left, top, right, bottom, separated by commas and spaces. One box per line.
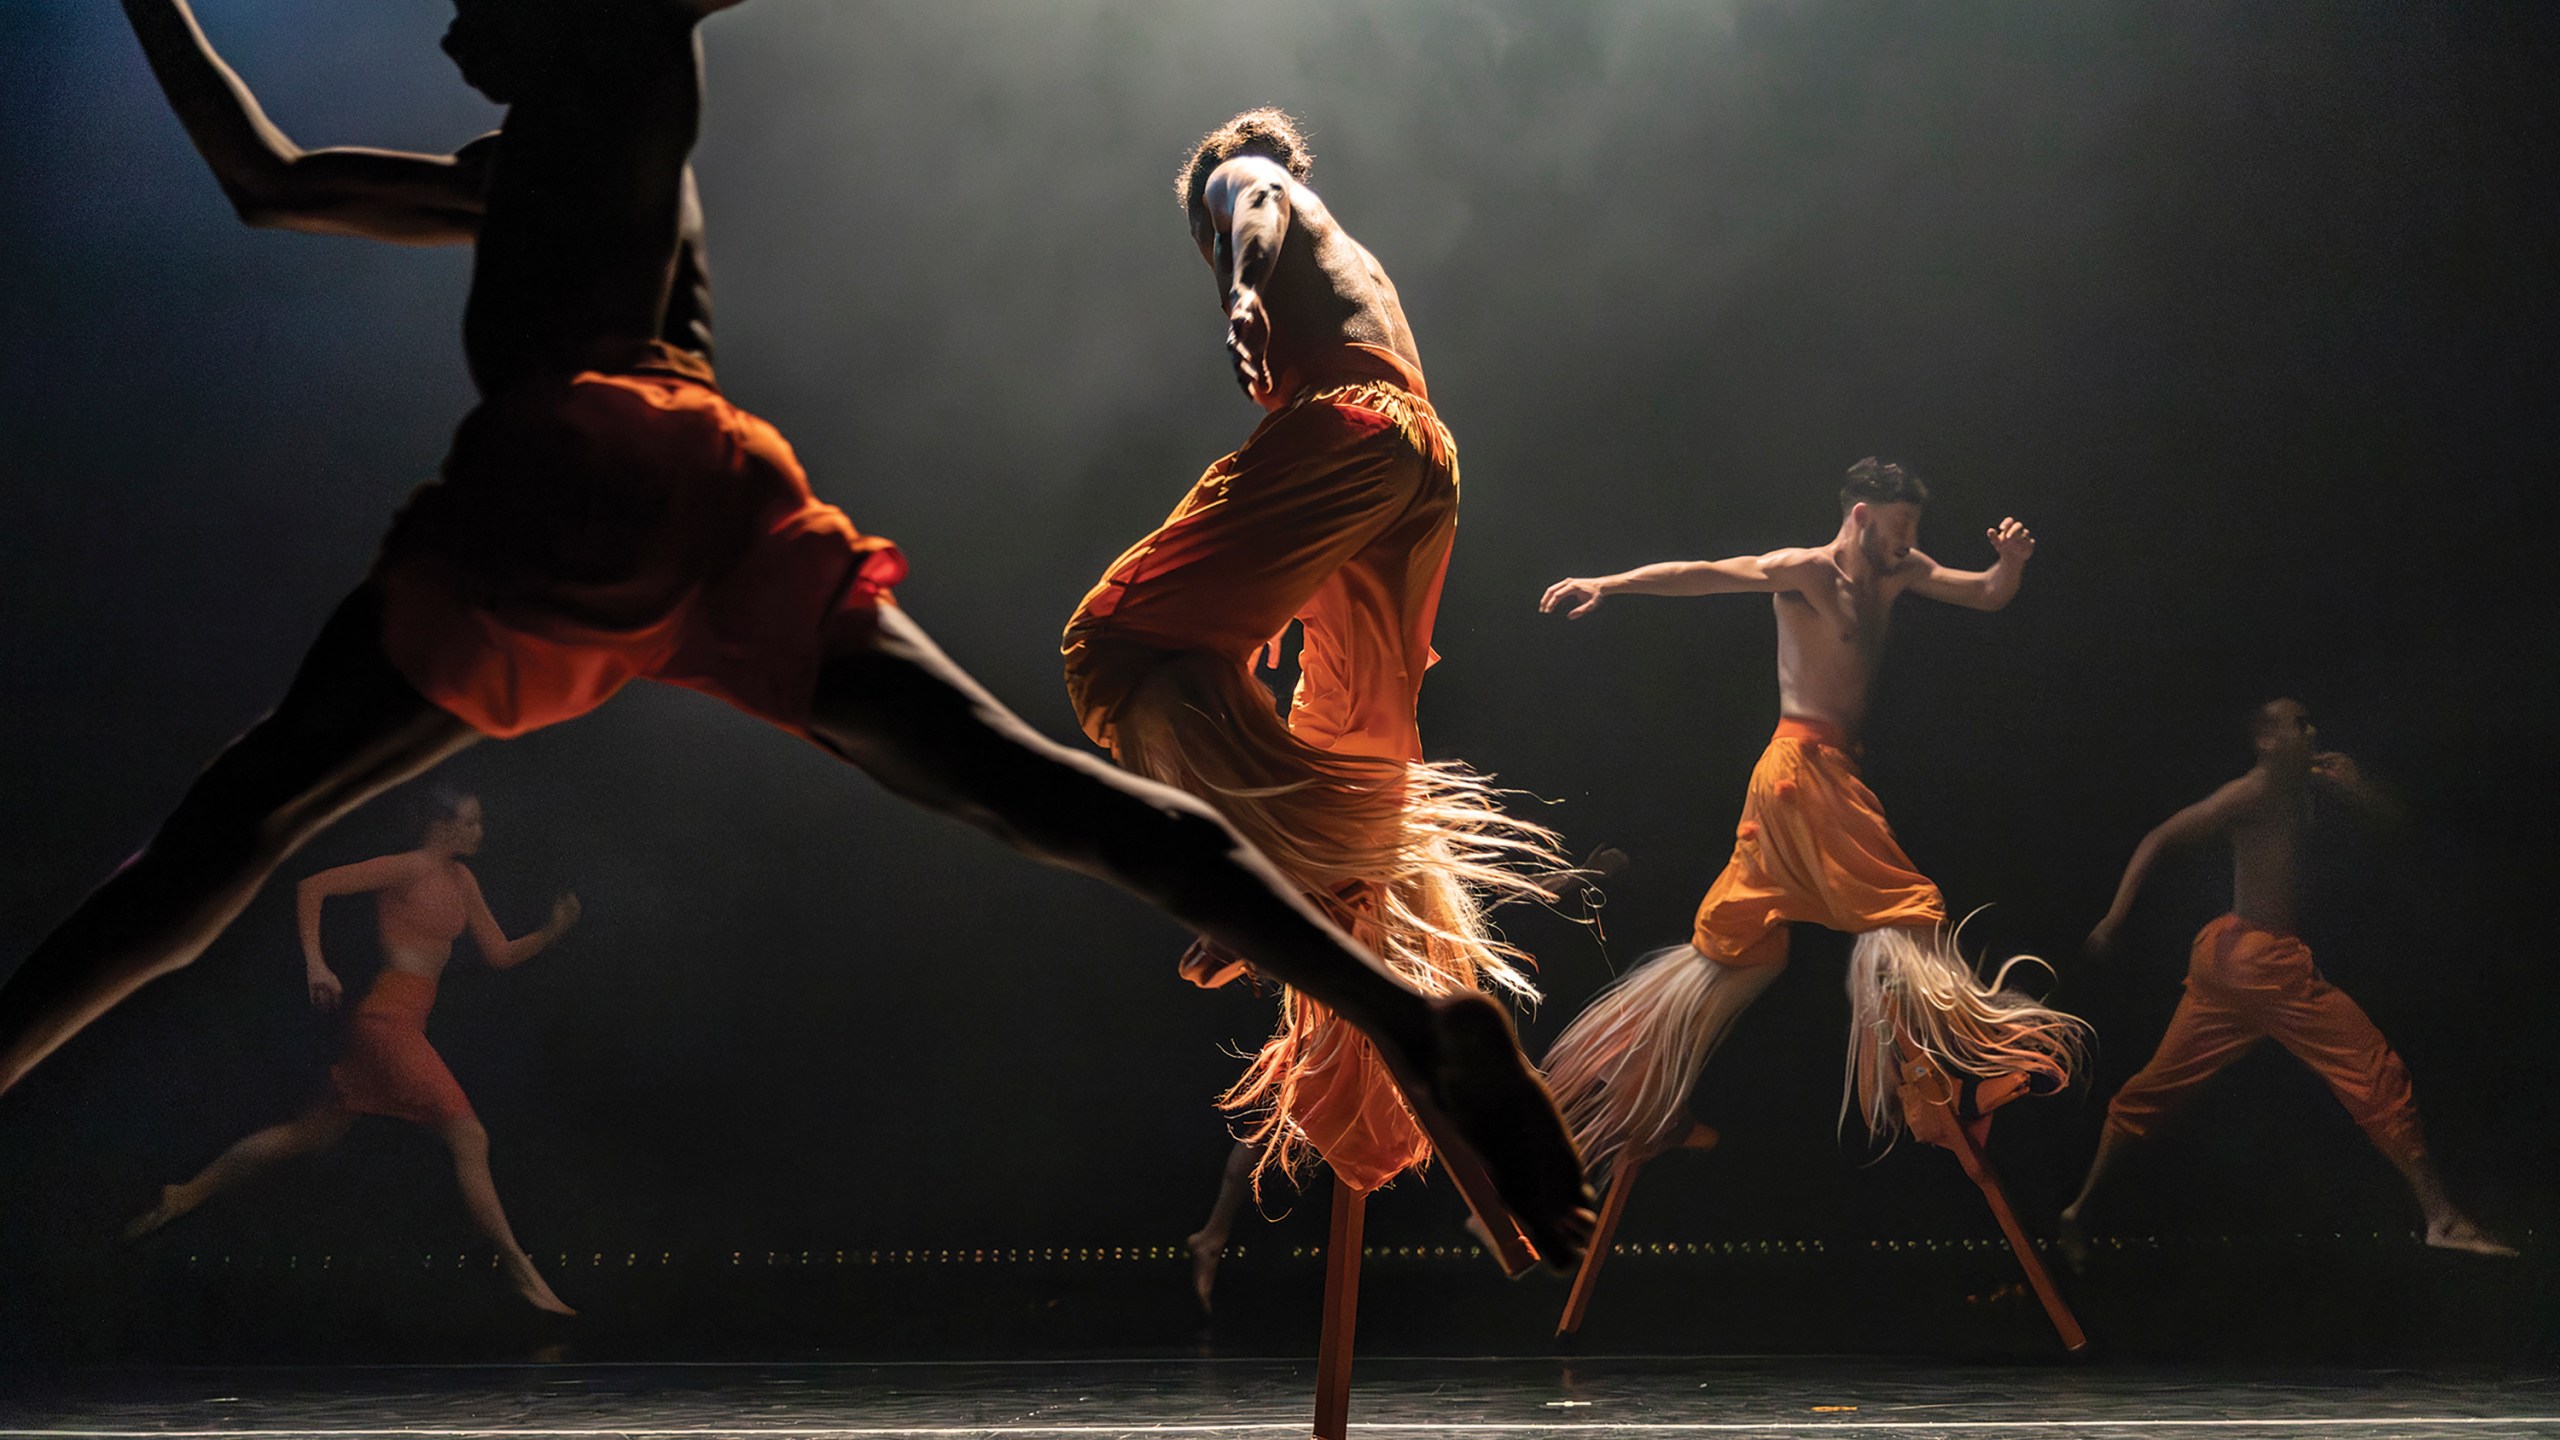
1184, 1229, 1224, 1314
1382, 992, 1597, 1275
2425, 1215, 2519, 1258
505, 1256, 578, 1316
121, 1184, 188, 1243
2055, 1206, 2091, 1275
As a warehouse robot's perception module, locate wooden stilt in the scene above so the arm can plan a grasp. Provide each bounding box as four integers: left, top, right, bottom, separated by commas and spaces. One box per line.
1554, 1152, 1643, 1338
1312, 1177, 1368, 1440
1896, 1043, 2089, 1353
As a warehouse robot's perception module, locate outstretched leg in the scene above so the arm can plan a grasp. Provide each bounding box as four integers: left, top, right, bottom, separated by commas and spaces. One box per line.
805, 605, 1594, 1268
0, 586, 477, 1098
1186, 1137, 1261, 1313
2058, 988, 2258, 1271
439, 1116, 575, 1315
124, 1101, 358, 1240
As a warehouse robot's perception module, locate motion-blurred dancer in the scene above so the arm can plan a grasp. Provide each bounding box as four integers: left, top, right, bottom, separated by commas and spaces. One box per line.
1538, 459, 2087, 1182
1065, 109, 1591, 1270
126, 791, 583, 1313
2059, 700, 2511, 1263
3, 5, 1590, 1271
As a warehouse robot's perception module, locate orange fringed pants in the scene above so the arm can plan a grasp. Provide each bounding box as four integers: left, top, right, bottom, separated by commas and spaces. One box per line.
1691, 718, 1949, 961
1063, 345, 1463, 1193
330, 970, 474, 1128
2103, 914, 2427, 1166
374, 343, 904, 740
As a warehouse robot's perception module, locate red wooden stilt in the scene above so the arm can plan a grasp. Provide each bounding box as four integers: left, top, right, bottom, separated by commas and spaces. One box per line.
1896, 1042, 2089, 1353
1555, 1152, 1642, 1338
1312, 1177, 1368, 1440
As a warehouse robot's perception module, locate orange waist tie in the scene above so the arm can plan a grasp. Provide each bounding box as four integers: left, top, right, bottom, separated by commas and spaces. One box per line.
1773, 715, 1856, 752
352, 969, 441, 1028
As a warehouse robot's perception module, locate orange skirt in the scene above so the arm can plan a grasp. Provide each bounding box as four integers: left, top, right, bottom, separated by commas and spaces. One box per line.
375, 344, 904, 740
330, 970, 475, 1128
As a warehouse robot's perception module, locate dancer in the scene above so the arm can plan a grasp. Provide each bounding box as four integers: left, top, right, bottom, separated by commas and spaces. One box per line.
1537, 458, 2087, 1183
2058, 699, 2512, 1263
1064, 109, 1579, 1264
3, 3, 1591, 1271
125, 790, 583, 1313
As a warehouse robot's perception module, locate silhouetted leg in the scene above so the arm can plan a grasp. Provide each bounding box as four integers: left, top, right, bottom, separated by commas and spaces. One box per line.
438, 1115, 575, 1315
803, 605, 1593, 1269
1186, 1137, 1260, 1313
124, 1101, 358, 1240
0, 586, 477, 1098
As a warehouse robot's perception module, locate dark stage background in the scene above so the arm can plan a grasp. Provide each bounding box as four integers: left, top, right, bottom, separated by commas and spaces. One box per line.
2, 0, 2554, 1361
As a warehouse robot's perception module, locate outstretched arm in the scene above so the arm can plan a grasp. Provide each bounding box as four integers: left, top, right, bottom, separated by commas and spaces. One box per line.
1201, 154, 1295, 402
1540, 548, 1828, 619
462, 872, 580, 972
295, 853, 428, 1010
121, 0, 492, 244
1905, 517, 2035, 611
2088, 775, 2258, 954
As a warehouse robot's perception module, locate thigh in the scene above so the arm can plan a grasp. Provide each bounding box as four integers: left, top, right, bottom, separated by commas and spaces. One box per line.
2115, 989, 2263, 1096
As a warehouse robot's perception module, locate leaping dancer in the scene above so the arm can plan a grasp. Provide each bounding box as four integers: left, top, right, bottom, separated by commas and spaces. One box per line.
1538, 458, 2088, 1180
1, 3, 1591, 1276
124, 791, 582, 1313
2059, 699, 2513, 1264
1063, 109, 1589, 1269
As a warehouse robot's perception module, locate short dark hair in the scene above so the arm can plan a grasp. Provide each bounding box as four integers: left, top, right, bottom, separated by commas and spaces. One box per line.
1839, 456, 1928, 515
415, 785, 477, 835
1176, 108, 1314, 220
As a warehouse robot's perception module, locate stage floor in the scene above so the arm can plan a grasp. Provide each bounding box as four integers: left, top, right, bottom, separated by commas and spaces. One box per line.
2, 1357, 2554, 1438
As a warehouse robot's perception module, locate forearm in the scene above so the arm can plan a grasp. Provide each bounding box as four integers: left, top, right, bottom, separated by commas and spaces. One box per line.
295, 884, 329, 971
2099, 836, 2164, 926
121, 0, 300, 209
1599, 561, 1751, 598
488, 927, 560, 972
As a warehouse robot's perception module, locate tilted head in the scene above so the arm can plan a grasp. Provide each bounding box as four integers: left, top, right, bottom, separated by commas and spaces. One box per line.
1839, 456, 1929, 572
419, 787, 486, 858
2250, 697, 2318, 769
1176, 108, 1314, 259
442, 0, 596, 104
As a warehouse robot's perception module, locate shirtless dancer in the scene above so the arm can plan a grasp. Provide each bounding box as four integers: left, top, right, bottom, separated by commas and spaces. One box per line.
125, 791, 584, 1313
0, 4, 1590, 1271
2059, 699, 2511, 1263
1538, 459, 2087, 1182
1064, 110, 1590, 1271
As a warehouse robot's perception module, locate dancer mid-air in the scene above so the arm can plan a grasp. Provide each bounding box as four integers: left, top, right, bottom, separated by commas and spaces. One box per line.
2059, 699, 2512, 1263
0, 2, 1590, 1272
1064, 110, 1581, 1268
125, 791, 583, 1313
1538, 459, 2088, 1182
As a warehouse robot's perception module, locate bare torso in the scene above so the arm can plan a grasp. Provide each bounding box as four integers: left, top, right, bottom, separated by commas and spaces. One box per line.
372, 853, 477, 982
1771, 543, 1918, 739
2224, 769, 2309, 935
1250, 178, 1421, 396
460, 16, 716, 395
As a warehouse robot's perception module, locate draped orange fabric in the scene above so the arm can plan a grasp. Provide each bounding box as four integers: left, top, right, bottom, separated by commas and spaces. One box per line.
329, 970, 475, 1128
2103, 914, 2426, 1166
1691, 717, 1950, 963
1062, 344, 1467, 1193
374, 343, 904, 740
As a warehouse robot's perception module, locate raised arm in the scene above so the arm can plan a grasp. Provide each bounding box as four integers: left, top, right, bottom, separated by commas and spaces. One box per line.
296, 853, 428, 1010
1201, 154, 1295, 402
2087, 775, 2260, 955
1540, 548, 1828, 620
461, 872, 581, 973
1904, 517, 2035, 611
120, 0, 492, 244
2310, 751, 2408, 826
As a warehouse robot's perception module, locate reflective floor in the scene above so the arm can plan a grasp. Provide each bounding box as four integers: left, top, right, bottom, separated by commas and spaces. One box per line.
2, 1357, 2555, 1438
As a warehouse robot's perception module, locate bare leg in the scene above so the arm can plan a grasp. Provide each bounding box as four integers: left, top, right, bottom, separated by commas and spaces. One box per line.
124, 1102, 358, 1240
806, 606, 1594, 1267
0, 586, 477, 1098
1186, 1137, 1260, 1313
2391, 1152, 2517, 1257
2056, 1124, 2132, 1274
438, 1116, 575, 1315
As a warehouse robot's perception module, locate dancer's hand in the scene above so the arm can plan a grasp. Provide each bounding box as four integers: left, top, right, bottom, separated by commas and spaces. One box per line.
1226, 289, 1273, 403
2310, 751, 2362, 786
306, 965, 344, 1013
1988, 517, 2035, 563
547, 893, 582, 937
1541, 577, 1608, 618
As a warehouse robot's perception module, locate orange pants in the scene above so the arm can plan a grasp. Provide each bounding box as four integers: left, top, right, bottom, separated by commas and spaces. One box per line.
330, 970, 474, 1128
1691, 718, 1948, 962
1062, 345, 1471, 1193
2103, 914, 2426, 1167
375, 343, 904, 740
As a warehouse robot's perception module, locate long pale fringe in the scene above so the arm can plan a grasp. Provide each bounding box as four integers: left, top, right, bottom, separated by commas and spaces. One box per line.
1108, 650, 1565, 1183
1841, 918, 2091, 1146
1538, 944, 1784, 1188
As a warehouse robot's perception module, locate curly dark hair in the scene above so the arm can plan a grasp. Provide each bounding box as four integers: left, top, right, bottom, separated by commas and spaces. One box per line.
1174, 107, 1314, 220
1838, 456, 1929, 515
